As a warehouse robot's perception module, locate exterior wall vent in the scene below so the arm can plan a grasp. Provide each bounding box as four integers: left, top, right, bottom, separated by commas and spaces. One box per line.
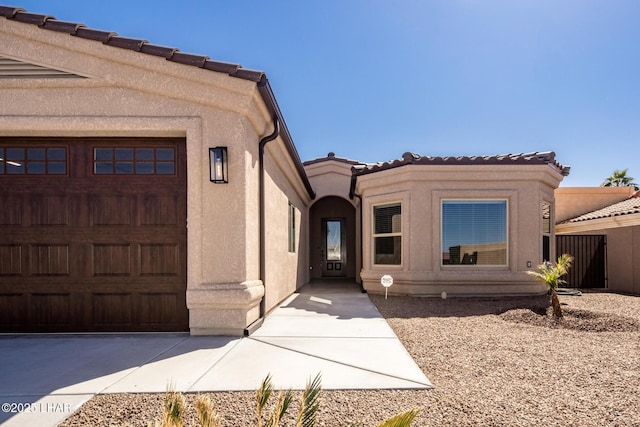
0, 55, 84, 78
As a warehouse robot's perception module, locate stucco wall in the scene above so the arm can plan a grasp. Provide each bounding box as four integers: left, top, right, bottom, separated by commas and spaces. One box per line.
262, 140, 312, 312
555, 187, 633, 223
305, 159, 361, 282
557, 222, 640, 295
0, 17, 312, 334
355, 165, 563, 296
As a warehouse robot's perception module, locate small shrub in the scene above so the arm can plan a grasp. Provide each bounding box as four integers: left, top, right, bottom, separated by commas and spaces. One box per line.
152, 374, 419, 427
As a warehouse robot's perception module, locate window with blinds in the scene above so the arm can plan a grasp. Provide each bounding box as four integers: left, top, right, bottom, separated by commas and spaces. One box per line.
442, 200, 507, 266
373, 203, 401, 265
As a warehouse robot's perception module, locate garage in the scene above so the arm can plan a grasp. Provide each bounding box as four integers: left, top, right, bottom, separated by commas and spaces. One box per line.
0, 137, 188, 332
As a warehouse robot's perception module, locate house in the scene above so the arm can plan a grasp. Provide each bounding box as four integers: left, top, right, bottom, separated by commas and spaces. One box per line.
0, 5, 570, 336
0, 5, 314, 335
555, 187, 640, 295
305, 151, 569, 296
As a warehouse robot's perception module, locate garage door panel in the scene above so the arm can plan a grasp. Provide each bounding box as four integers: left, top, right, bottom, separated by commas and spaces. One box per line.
32, 293, 72, 326
92, 244, 133, 277
90, 195, 136, 226
140, 244, 180, 276
92, 293, 133, 326
30, 195, 70, 226
0, 294, 26, 326
141, 195, 179, 225
0, 195, 23, 225
0, 137, 187, 332
0, 244, 22, 275
29, 244, 70, 276
139, 293, 182, 326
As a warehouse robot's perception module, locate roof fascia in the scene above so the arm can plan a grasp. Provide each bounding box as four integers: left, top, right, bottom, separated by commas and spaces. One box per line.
257, 77, 315, 199
556, 214, 640, 233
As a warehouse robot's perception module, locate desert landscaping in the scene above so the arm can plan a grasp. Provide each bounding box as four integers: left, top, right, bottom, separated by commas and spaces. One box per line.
60, 292, 640, 426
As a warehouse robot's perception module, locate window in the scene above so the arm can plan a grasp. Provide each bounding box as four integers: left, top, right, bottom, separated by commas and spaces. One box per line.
373, 203, 401, 265
542, 202, 551, 261
442, 200, 507, 266
0, 147, 67, 175
288, 203, 296, 253
93, 147, 175, 175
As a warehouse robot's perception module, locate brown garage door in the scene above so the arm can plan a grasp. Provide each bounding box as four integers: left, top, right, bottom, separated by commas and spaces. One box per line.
0, 137, 188, 332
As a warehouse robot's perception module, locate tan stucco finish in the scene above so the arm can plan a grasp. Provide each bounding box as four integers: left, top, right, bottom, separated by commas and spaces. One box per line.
555, 188, 640, 295
1, 17, 312, 335
354, 164, 564, 296
555, 187, 634, 223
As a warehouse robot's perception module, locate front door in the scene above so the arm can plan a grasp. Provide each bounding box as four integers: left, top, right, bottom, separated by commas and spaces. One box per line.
321, 218, 346, 277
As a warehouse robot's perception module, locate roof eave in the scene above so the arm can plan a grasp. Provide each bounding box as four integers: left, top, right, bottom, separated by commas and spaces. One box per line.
0, 5, 315, 199
257, 77, 315, 200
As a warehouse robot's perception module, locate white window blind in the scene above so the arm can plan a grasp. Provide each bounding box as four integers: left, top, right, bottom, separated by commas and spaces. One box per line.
442, 200, 507, 266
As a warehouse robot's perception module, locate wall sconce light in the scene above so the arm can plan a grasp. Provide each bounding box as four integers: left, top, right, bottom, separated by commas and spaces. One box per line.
209, 147, 228, 183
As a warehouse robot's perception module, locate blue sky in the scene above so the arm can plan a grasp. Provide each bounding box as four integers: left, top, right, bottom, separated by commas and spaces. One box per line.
11, 1, 640, 186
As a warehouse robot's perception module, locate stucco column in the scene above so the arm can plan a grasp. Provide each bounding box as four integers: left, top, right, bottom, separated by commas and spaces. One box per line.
186, 280, 264, 335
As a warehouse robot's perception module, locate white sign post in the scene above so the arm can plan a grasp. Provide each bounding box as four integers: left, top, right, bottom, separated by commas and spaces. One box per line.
380, 274, 393, 299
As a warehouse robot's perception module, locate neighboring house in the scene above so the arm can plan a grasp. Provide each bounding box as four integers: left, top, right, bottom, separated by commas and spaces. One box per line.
0, 6, 571, 336
555, 187, 640, 295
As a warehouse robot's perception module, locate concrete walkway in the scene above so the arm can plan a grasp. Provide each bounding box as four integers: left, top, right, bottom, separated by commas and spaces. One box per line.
0, 281, 431, 426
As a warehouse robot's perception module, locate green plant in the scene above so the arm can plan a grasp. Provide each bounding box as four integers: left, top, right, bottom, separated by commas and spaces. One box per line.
377, 409, 420, 427
295, 373, 321, 427
601, 168, 638, 189
255, 373, 295, 427
153, 374, 419, 427
527, 253, 574, 318
163, 384, 186, 427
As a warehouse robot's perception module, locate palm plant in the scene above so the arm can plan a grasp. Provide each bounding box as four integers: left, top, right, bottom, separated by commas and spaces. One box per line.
602, 168, 638, 189
255, 373, 296, 427
527, 254, 574, 318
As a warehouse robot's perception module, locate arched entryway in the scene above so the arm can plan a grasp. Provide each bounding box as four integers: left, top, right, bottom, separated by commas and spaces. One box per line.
309, 196, 357, 280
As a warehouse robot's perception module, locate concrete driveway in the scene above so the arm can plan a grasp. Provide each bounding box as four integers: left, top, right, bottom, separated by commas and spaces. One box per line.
0, 282, 431, 426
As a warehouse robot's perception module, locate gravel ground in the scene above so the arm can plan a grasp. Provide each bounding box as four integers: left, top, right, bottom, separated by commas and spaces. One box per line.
61, 292, 640, 426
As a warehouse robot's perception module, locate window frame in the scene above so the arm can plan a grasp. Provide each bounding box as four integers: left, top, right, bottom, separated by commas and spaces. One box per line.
0, 146, 68, 176
288, 202, 297, 253
372, 202, 402, 266
92, 146, 177, 176
542, 201, 552, 262
441, 198, 509, 267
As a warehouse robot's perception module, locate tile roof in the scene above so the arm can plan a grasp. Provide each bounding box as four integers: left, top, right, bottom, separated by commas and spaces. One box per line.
562, 190, 640, 223
303, 152, 365, 167
352, 151, 571, 176
0, 5, 265, 82
0, 4, 316, 199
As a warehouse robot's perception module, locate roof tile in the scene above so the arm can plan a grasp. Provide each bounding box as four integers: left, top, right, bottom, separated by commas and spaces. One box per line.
74, 27, 117, 42
42, 19, 84, 34
354, 151, 570, 176
233, 68, 265, 82
0, 5, 267, 82
169, 51, 208, 68
105, 36, 147, 51
0, 6, 23, 18
11, 11, 52, 26
139, 43, 178, 59
203, 59, 240, 75
564, 191, 640, 223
